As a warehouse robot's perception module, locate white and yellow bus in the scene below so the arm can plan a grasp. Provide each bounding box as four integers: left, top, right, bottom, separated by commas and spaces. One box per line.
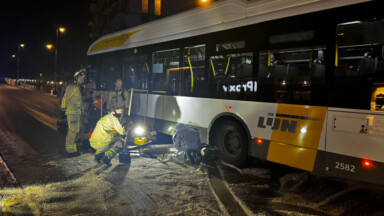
87, 0, 384, 184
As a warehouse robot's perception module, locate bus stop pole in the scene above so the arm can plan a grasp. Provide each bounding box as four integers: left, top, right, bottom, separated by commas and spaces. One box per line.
144, 90, 149, 125
128, 88, 133, 116
100, 95, 103, 118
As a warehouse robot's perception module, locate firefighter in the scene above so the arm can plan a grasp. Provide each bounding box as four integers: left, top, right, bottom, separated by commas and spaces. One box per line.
89, 107, 126, 166
80, 80, 95, 150
61, 70, 85, 156
106, 78, 129, 112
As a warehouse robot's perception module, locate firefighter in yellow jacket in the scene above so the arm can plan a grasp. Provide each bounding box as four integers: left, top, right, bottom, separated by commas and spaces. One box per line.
106, 78, 129, 112
61, 70, 85, 156
90, 107, 126, 166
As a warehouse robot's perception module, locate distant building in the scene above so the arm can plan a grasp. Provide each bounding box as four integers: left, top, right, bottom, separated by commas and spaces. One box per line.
89, 0, 200, 42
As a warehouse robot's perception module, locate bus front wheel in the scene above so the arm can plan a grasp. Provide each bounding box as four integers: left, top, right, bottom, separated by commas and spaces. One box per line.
213, 120, 248, 166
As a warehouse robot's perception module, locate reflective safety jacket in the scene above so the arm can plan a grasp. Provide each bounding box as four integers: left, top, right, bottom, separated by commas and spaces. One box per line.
89, 113, 125, 144
107, 89, 129, 112
61, 81, 83, 115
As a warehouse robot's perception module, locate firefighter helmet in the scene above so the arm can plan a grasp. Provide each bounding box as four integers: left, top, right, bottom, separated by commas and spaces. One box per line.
114, 107, 124, 115
74, 70, 85, 78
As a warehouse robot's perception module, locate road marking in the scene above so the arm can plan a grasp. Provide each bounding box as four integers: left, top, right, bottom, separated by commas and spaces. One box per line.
0, 154, 19, 187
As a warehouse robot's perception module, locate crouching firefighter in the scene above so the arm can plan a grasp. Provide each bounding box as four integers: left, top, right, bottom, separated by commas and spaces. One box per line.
89, 107, 126, 166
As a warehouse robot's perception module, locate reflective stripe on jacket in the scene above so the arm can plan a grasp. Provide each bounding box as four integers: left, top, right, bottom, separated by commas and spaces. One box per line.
61, 81, 83, 115
106, 89, 129, 112
89, 112, 125, 144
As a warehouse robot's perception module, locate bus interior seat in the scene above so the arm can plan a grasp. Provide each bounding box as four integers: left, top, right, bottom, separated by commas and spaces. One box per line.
241, 64, 252, 78
376, 56, 384, 73
347, 65, 359, 76
357, 52, 376, 75
335, 66, 345, 77
272, 60, 287, 79
288, 65, 299, 78
312, 59, 325, 78
258, 64, 270, 78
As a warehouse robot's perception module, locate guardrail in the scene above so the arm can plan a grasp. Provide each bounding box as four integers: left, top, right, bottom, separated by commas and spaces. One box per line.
4, 79, 64, 95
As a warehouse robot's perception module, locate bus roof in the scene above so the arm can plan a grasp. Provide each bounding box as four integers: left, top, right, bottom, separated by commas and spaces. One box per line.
87, 0, 371, 56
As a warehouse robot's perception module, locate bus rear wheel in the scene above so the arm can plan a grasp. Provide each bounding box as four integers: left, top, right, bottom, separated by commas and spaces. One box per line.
213, 120, 248, 166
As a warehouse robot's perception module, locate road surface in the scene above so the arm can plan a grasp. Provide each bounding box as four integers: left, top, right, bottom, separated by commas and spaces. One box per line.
0, 85, 66, 185
1, 84, 384, 216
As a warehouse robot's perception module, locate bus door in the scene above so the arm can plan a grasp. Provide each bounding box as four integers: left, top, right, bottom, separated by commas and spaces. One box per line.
165, 67, 189, 95
325, 18, 384, 184
122, 54, 150, 120
123, 54, 149, 90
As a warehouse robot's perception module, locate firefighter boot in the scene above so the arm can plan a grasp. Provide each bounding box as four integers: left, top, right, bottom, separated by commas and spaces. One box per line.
119, 148, 131, 164
101, 155, 112, 167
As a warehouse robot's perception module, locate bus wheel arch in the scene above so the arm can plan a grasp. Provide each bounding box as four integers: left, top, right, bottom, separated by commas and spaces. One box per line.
208, 114, 251, 166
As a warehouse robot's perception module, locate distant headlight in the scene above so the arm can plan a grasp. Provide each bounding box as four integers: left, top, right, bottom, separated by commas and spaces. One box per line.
134, 126, 145, 136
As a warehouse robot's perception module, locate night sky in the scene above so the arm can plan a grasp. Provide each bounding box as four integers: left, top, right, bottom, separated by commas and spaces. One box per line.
0, 0, 92, 81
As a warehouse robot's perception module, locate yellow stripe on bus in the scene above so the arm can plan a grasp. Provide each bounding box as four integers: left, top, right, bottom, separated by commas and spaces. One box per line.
89, 29, 143, 52
267, 142, 318, 172
152, 90, 167, 94
267, 104, 327, 172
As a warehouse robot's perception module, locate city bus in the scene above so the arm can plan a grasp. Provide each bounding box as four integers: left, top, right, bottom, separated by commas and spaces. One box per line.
87, 0, 384, 184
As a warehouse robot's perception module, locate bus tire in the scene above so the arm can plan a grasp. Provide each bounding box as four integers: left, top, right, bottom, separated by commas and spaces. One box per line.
213, 120, 248, 166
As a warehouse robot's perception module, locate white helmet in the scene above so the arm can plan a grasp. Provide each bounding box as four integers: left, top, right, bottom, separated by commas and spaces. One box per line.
74, 70, 85, 78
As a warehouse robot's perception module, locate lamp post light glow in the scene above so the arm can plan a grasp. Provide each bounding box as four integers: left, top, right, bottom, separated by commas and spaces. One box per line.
16, 43, 25, 86
59, 27, 66, 33
199, 0, 211, 6
46, 44, 54, 87
12, 54, 16, 58
54, 26, 66, 95
46, 44, 53, 50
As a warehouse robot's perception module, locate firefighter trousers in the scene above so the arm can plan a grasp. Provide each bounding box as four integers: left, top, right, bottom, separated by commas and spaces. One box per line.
66, 114, 80, 153
90, 137, 124, 160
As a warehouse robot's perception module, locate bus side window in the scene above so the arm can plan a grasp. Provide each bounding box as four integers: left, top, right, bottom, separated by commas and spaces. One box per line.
123, 54, 149, 90
99, 52, 122, 90
152, 48, 180, 94
332, 19, 384, 110
258, 48, 325, 105
210, 52, 253, 99
183, 45, 206, 96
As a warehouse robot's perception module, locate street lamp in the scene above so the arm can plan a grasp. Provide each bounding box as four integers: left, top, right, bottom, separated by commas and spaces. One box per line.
54, 26, 66, 95
46, 44, 54, 86
46, 44, 54, 50
199, 0, 211, 6
16, 43, 25, 86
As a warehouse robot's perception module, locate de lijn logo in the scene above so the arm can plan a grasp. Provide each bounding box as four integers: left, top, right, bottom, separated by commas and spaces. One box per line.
222, 81, 257, 93
257, 116, 297, 133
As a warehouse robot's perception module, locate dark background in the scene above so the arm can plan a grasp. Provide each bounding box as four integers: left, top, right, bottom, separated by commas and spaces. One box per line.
0, 0, 92, 81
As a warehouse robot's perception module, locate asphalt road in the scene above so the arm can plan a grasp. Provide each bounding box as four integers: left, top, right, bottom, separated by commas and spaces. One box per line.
1, 84, 384, 216
0, 84, 66, 185
0, 84, 225, 215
